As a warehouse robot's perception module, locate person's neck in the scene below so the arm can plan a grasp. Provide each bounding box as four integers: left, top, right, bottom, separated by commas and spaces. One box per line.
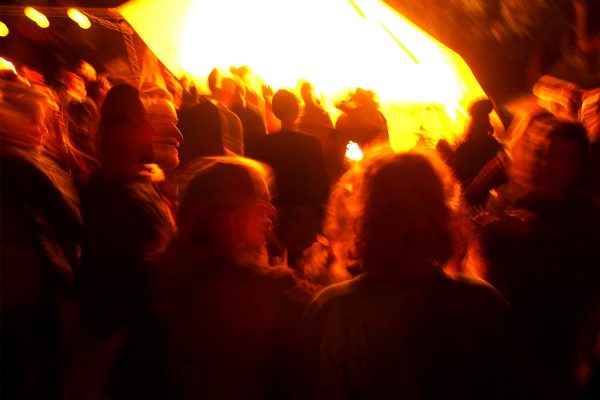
280, 120, 298, 131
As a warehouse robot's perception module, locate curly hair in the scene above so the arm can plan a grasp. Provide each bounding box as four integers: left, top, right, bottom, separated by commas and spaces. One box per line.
322, 147, 481, 278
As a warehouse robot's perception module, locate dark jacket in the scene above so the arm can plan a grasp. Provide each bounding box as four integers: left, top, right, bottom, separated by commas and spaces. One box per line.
249, 130, 329, 210
300, 271, 510, 399
166, 247, 310, 399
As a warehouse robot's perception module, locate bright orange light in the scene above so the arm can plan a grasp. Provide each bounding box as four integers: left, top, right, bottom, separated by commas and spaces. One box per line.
345, 141, 364, 161
0, 57, 17, 73
68, 9, 91, 30
0, 21, 8, 37
24, 7, 50, 29
119, 0, 487, 150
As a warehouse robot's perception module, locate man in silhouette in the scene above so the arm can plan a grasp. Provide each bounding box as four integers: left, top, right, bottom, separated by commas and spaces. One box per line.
249, 89, 329, 269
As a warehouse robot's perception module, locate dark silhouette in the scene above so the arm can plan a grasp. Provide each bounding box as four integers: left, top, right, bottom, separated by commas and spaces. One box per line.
335, 88, 389, 149
177, 68, 244, 167
164, 158, 310, 399
478, 114, 600, 399
452, 99, 504, 188
299, 151, 510, 399
298, 81, 347, 184
226, 77, 267, 155
248, 89, 329, 268
1, 71, 81, 400
76, 84, 175, 400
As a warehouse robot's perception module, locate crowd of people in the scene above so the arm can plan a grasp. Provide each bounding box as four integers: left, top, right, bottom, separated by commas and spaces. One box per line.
1, 57, 599, 400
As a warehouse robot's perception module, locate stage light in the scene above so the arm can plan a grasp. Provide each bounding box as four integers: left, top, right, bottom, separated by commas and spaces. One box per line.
0, 21, 8, 37
68, 8, 91, 30
24, 7, 50, 28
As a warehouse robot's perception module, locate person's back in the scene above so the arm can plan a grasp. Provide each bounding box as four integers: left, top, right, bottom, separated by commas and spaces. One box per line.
177, 98, 225, 162
453, 100, 503, 187
251, 129, 328, 207
298, 151, 510, 399
303, 272, 509, 399
248, 90, 329, 267
478, 116, 599, 398
1, 74, 81, 400
168, 251, 304, 399
76, 85, 175, 400
232, 102, 266, 155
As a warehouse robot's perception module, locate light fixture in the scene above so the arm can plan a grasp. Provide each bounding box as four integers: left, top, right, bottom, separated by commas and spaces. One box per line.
67, 8, 91, 30
24, 7, 50, 28
0, 21, 8, 37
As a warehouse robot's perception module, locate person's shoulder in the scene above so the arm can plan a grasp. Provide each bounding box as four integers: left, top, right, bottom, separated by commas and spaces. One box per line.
252, 132, 278, 149
444, 274, 510, 313
287, 130, 322, 149
310, 273, 368, 313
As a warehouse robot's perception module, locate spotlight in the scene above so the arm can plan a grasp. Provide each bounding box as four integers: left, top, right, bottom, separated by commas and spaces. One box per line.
68, 9, 91, 30
24, 7, 50, 29
0, 21, 8, 37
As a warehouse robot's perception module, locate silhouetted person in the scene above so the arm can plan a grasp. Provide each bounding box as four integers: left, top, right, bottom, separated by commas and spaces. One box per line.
177, 69, 243, 167
452, 99, 503, 188
248, 89, 329, 268
299, 81, 334, 146
299, 150, 510, 399
165, 158, 310, 399
335, 88, 389, 149
227, 77, 267, 155
1, 70, 81, 400
478, 115, 600, 399
76, 84, 175, 399
298, 81, 346, 183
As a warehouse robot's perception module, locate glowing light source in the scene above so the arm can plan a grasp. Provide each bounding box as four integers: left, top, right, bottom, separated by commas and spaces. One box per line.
24, 7, 50, 28
119, 0, 488, 150
68, 8, 91, 30
345, 141, 364, 161
0, 21, 8, 37
0, 57, 17, 74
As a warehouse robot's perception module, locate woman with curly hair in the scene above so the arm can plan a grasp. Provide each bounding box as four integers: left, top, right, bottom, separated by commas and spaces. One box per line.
299, 150, 509, 399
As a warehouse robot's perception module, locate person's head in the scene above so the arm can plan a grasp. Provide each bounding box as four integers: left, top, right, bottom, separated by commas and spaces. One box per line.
351, 88, 378, 109
140, 85, 184, 170
467, 99, 494, 138
300, 81, 316, 106
219, 76, 240, 108
85, 74, 111, 109
326, 148, 468, 277
207, 67, 221, 98
272, 89, 300, 127
98, 83, 155, 168
177, 157, 274, 259
509, 114, 589, 202
0, 76, 56, 149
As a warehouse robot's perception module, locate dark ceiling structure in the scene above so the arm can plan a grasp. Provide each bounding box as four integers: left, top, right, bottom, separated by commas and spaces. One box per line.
1, 0, 598, 102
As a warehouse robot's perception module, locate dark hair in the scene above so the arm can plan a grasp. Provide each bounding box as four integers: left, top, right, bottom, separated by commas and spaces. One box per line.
358, 152, 459, 275
97, 83, 152, 166
509, 115, 589, 199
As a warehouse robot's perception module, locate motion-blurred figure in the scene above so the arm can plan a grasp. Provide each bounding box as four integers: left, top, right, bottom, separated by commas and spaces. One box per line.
249, 89, 329, 269
165, 158, 310, 399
